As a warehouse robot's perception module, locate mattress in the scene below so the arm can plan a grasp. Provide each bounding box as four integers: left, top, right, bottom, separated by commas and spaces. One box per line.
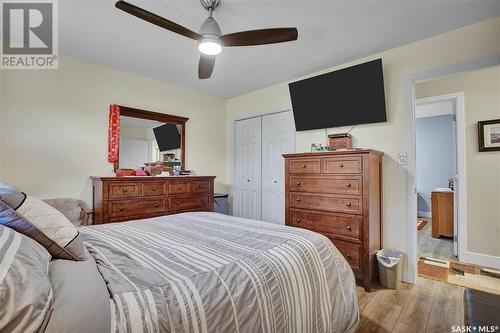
71, 212, 359, 333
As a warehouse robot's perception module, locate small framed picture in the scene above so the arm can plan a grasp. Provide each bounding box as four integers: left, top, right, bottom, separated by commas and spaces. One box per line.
478, 119, 500, 152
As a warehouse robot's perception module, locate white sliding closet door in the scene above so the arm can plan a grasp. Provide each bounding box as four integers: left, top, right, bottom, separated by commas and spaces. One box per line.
261, 111, 295, 224
234, 117, 262, 219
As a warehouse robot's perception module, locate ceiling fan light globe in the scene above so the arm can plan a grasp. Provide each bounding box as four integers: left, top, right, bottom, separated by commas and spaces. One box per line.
199, 41, 222, 55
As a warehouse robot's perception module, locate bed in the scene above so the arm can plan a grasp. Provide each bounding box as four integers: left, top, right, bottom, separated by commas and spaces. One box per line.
4, 211, 359, 333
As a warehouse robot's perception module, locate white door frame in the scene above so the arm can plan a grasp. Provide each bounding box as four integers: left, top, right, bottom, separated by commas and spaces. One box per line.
232, 110, 296, 219
405, 54, 500, 283
415, 93, 465, 259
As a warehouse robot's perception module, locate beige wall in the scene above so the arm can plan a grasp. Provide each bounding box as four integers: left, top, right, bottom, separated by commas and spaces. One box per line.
225, 17, 500, 274
1, 17, 499, 275
0, 54, 227, 205
416, 66, 500, 257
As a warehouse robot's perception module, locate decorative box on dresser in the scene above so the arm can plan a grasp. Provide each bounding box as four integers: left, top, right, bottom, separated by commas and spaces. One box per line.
91, 176, 215, 224
283, 149, 382, 291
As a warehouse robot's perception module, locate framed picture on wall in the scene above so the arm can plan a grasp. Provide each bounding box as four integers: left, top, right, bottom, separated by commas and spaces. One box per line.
478, 119, 500, 152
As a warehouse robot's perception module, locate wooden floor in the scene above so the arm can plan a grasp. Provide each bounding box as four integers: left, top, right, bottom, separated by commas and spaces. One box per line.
356, 277, 464, 333
418, 218, 457, 261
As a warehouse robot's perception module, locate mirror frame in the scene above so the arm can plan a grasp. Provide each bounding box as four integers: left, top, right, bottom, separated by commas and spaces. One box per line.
114, 105, 189, 172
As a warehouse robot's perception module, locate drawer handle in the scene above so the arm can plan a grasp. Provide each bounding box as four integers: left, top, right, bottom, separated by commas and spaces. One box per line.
296, 181, 301, 186
176, 201, 180, 205
296, 218, 301, 223
273, 180, 277, 184
346, 253, 352, 260
152, 187, 157, 191
301, 164, 307, 168
346, 225, 352, 231
199, 185, 204, 188
346, 202, 352, 207
339, 163, 344, 168
296, 198, 301, 203
121, 188, 128, 193
154, 202, 159, 208
119, 206, 125, 211
346, 183, 351, 188
178, 186, 182, 190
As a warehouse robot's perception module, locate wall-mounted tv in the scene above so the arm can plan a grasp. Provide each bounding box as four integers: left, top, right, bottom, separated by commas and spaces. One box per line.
153, 124, 181, 151
289, 59, 387, 131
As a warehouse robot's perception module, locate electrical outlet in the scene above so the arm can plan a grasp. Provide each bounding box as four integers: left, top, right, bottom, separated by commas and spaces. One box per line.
398, 153, 407, 165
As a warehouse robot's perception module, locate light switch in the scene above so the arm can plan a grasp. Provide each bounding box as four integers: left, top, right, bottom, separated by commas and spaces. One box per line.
398, 153, 407, 165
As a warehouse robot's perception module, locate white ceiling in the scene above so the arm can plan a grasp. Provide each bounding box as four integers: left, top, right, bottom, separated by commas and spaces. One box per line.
120, 116, 164, 128
59, 0, 500, 99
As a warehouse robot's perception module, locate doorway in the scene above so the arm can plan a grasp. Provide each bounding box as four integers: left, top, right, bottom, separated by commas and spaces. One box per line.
405, 58, 500, 290
414, 94, 462, 262
233, 111, 295, 224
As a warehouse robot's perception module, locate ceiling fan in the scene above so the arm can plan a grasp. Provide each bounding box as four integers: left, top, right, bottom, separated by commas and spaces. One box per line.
115, 0, 298, 79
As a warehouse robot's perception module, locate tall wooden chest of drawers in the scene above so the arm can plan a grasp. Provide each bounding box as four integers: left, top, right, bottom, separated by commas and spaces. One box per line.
283, 150, 382, 291
91, 176, 215, 224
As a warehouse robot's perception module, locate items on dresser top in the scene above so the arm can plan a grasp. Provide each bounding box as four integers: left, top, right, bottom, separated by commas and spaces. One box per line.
91, 175, 215, 224
283, 149, 383, 291
328, 133, 352, 149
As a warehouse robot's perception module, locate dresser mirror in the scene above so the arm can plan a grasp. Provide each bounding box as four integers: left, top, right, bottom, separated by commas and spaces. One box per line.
115, 106, 188, 173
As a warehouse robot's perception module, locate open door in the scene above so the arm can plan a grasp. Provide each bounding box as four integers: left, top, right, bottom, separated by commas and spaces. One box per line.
451, 103, 458, 258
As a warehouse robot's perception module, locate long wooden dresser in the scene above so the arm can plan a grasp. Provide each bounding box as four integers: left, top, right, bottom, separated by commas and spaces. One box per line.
91, 176, 215, 224
283, 150, 382, 291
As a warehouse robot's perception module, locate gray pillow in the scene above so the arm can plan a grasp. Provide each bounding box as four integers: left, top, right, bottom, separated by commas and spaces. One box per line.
42, 248, 112, 333
0, 183, 21, 194
0, 192, 85, 261
0, 225, 53, 333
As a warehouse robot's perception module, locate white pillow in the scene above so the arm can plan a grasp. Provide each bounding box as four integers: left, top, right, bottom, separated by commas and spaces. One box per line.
0, 193, 85, 261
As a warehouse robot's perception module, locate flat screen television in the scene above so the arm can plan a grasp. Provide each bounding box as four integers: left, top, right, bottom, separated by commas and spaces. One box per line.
153, 124, 181, 151
289, 59, 387, 131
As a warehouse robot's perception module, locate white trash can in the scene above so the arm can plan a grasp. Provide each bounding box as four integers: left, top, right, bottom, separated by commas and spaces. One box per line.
377, 249, 403, 290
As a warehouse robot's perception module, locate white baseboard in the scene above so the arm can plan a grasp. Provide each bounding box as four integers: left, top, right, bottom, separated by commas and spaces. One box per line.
417, 211, 431, 218
461, 251, 500, 269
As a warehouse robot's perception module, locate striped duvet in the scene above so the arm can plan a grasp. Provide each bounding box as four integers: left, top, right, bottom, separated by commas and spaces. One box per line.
80, 212, 359, 333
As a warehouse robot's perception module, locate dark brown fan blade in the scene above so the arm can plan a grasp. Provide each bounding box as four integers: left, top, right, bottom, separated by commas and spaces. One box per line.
115, 1, 201, 40
220, 28, 298, 47
198, 54, 216, 79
